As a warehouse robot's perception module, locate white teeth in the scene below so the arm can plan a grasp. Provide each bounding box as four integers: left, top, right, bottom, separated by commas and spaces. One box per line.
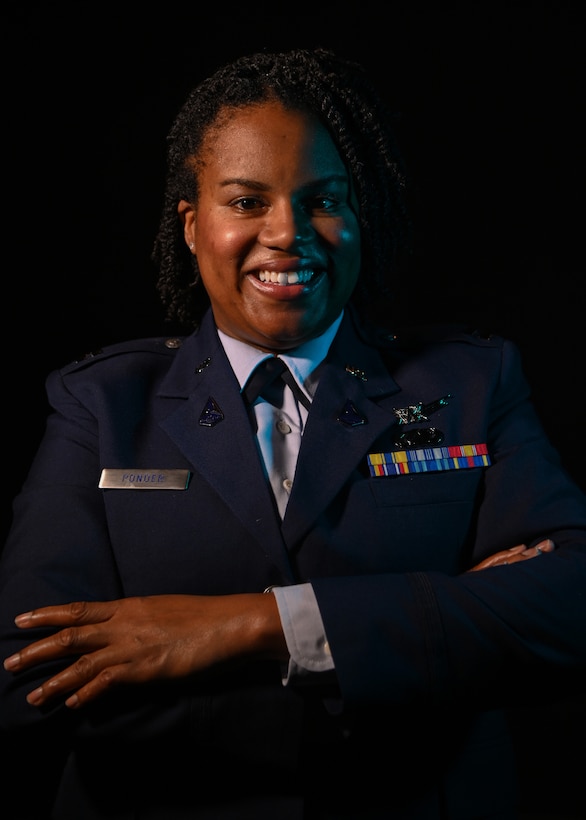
258, 270, 314, 285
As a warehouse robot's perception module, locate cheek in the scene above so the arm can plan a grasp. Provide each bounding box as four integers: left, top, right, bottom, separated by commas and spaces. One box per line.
202, 233, 239, 264
330, 219, 362, 273
339, 225, 361, 254
194, 211, 249, 263
335, 222, 362, 295
323, 214, 361, 252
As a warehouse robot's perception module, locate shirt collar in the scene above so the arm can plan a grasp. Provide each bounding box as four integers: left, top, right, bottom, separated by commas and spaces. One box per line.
217, 311, 344, 395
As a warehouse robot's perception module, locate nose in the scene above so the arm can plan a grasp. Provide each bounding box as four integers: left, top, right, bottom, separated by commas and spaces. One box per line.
259, 200, 313, 249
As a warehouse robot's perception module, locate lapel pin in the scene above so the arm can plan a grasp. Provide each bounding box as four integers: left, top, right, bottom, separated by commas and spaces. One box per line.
345, 365, 367, 381
393, 394, 452, 425
198, 397, 224, 427
337, 400, 367, 427
392, 427, 444, 448
195, 357, 212, 374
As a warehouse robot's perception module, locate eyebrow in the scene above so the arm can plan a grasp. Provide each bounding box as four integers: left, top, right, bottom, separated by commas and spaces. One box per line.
221, 178, 270, 191
220, 174, 349, 190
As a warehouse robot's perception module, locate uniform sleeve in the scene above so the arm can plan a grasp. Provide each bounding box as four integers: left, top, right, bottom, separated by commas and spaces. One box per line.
312, 338, 586, 709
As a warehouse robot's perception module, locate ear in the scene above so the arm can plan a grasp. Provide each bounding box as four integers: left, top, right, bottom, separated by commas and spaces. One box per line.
178, 199, 196, 253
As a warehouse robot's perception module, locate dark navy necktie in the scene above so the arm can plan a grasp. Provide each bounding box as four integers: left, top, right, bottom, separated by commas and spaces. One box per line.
242, 356, 311, 518
242, 357, 311, 412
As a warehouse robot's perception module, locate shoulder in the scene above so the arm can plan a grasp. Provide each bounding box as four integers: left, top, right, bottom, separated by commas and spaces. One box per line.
44, 334, 195, 412
390, 324, 508, 351
354, 316, 508, 355
58, 335, 187, 377
348, 304, 508, 352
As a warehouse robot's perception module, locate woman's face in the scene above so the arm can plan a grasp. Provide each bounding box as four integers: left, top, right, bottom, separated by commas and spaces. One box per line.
179, 100, 361, 352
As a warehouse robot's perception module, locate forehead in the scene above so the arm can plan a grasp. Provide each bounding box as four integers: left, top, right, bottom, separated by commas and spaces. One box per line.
200, 101, 345, 173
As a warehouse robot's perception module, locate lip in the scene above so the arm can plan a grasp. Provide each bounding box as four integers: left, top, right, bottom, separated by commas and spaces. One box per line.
245, 258, 320, 276
244, 257, 328, 297
246, 268, 327, 300
258, 269, 315, 285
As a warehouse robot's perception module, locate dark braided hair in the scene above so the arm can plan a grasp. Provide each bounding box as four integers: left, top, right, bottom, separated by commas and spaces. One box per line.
152, 47, 412, 331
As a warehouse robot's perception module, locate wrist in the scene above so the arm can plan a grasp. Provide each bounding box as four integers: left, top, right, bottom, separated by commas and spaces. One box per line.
247, 591, 289, 661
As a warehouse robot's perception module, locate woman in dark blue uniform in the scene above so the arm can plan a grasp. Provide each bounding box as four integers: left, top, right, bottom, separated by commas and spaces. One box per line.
1, 48, 584, 819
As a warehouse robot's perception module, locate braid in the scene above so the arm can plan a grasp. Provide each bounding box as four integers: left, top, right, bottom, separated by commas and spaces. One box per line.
151, 47, 412, 330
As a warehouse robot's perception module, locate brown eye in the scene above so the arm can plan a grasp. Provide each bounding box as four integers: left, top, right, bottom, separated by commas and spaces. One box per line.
305, 194, 340, 213
233, 196, 264, 211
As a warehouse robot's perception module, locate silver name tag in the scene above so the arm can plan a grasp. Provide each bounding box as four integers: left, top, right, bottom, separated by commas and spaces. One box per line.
99, 469, 190, 490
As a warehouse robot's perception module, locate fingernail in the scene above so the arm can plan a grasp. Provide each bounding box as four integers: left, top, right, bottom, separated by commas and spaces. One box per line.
3, 654, 20, 670
14, 612, 33, 626
26, 688, 43, 705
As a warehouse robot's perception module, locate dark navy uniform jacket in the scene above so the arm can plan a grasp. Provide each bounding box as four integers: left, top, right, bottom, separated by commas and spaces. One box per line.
1, 306, 585, 819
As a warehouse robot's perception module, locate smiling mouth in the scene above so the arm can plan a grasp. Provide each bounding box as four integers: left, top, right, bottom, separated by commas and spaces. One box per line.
258, 270, 316, 285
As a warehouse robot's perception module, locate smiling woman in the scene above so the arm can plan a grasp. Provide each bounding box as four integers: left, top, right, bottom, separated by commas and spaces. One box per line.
176, 101, 361, 351
1, 46, 585, 820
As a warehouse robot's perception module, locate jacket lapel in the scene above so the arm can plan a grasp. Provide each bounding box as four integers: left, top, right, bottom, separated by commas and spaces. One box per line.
282, 311, 401, 546
156, 313, 295, 581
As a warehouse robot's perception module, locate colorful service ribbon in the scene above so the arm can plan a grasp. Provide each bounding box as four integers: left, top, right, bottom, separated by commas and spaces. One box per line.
368, 443, 490, 476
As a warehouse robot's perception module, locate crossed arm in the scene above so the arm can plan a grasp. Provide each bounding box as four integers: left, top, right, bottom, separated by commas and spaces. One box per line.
3, 539, 554, 710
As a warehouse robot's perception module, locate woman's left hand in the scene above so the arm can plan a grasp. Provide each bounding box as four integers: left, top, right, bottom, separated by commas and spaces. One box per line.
468, 538, 555, 571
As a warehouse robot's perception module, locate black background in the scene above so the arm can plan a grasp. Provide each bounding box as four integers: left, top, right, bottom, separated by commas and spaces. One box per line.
3, 3, 585, 815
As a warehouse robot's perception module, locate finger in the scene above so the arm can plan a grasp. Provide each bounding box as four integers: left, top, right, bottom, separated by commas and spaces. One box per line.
469, 545, 526, 571
507, 544, 529, 555
26, 654, 124, 708
14, 600, 116, 629
4, 624, 106, 673
64, 662, 133, 709
507, 538, 556, 564
468, 539, 556, 573
514, 539, 556, 562
533, 538, 555, 556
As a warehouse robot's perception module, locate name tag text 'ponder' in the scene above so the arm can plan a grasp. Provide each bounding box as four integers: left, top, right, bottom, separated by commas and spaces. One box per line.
99, 469, 191, 490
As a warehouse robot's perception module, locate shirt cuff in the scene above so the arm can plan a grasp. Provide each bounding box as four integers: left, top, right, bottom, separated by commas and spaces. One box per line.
272, 582, 334, 682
